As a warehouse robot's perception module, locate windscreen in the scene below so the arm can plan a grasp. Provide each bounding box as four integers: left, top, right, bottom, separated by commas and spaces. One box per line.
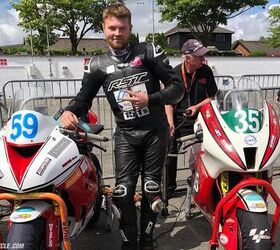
215, 80, 264, 134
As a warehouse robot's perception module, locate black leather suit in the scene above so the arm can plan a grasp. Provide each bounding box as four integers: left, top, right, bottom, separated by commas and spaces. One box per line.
65, 42, 183, 249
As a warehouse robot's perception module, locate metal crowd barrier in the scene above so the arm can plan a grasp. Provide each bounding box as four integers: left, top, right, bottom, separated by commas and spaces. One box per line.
239, 74, 280, 88
1, 75, 280, 182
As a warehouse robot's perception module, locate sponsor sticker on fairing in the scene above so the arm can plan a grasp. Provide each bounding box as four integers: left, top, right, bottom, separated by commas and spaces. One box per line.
36, 157, 52, 176
205, 109, 211, 119
250, 203, 266, 209
48, 138, 71, 158
244, 135, 257, 146
16, 206, 35, 212
245, 194, 262, 201
219, 233, 229, 245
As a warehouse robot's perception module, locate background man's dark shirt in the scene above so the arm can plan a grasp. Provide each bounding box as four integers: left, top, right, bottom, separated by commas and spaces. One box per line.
173, 63, 218, 137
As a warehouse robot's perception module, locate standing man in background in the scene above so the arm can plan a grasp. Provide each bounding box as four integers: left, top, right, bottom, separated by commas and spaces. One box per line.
61, 3, 183, 250
166, 39, 218, 198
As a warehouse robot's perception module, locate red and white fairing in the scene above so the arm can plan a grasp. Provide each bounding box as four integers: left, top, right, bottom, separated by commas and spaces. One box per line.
0, 110, 81, 192
195, 100, 279, 178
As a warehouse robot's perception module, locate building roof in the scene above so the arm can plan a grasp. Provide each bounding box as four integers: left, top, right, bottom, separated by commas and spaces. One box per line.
233, 40, 280, 56
165, 26, 234, 36
50, 37, 108, 50
1, 37, 108, 51
1, 44, 28, 49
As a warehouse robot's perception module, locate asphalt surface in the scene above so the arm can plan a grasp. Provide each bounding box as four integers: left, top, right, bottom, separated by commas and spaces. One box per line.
72, 170, 280, 250
0, 170, 279, 250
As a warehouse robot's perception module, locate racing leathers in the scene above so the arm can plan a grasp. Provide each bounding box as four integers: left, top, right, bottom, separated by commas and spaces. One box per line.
65, 42, 184, 249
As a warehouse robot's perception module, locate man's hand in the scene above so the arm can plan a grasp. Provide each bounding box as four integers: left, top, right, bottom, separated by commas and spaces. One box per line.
122, 90, 148, 108
169, 123, 175, 137
185, 105, 199, 117
61, 111, 79, 129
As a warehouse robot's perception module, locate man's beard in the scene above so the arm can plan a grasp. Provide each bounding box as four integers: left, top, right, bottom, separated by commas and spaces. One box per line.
107, 38, 128, 50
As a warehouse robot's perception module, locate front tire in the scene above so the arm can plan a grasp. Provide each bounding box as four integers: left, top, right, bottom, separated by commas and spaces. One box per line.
236, 208, 272, 250
6, 217, 45, 250
89, 153, 103, 225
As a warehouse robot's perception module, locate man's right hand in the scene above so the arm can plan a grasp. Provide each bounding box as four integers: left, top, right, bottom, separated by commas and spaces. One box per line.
61, 111, 79, 129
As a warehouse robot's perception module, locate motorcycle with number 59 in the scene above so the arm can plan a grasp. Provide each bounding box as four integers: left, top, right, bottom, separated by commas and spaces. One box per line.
0, 86, 108, 249
179, 81, 280, 250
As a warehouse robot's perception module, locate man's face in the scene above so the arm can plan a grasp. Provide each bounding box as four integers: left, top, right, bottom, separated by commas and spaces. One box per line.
186, 54, 205, 70
103, 16, 132, 50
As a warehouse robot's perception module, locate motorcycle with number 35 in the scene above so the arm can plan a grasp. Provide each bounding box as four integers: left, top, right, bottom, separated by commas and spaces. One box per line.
179, 81, 280, 250
0, 86, 108, 249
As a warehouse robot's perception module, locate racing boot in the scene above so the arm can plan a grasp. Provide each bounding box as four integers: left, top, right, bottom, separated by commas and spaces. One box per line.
122, 241, 139, 250
139, 199, 157, 250
139, 236, 154, 250
120, 226, 138, 250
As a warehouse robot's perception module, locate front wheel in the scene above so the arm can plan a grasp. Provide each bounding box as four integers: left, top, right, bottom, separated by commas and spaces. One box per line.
236, 208, 272, 250
6, 217, 45, 250
88, 153, 102, 225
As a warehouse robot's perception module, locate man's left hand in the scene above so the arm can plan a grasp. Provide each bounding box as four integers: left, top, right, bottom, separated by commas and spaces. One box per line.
122, 90, 149, 108
186, 105, 199, 117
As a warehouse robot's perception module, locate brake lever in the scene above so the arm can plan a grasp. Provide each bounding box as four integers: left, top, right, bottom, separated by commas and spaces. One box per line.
89, 142, 107, 152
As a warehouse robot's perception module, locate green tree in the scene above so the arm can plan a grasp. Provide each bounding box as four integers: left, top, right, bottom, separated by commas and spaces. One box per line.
12, 0, 59, 55
145, 32, 167, 48
129, 33, 140, 45
157, 0, 268, 45
12, 0, 125, 55
267, 5, 280, 48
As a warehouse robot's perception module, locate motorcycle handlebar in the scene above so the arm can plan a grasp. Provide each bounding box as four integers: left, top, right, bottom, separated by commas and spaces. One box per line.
59, 128, 109, 142
176, 133, 196, 143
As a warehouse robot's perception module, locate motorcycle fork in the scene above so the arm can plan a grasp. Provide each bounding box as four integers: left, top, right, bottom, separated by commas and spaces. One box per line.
220, 171, 229, 196
43, 207, 60, 250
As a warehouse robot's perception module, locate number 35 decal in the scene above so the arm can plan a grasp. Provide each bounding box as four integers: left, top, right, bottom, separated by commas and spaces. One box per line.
10, 113, 38, 140
234, 109, 260, 133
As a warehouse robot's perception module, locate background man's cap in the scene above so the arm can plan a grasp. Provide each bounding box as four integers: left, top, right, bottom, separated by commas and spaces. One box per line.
181, 39, 209, 56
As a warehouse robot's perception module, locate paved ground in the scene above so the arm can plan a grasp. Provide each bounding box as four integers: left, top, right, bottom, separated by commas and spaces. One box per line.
0, 169, 279, 249
72, 170, 280, 250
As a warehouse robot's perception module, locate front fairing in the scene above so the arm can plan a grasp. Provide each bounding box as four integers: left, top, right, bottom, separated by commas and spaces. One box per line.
5, 110, 56, 145
0, 86, 83, 192
0, 125, 81, 192
196, 82, 280, 178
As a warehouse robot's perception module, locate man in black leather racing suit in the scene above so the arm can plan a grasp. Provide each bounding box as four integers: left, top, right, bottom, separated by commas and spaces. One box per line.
61, 3, 183, 250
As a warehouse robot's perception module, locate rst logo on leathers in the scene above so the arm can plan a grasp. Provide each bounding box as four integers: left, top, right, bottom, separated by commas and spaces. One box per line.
108, 72, 148, 91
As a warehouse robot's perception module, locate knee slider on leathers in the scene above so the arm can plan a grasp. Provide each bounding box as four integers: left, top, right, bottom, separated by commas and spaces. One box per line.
143, 177, 161, 205
113, 179, 137, 213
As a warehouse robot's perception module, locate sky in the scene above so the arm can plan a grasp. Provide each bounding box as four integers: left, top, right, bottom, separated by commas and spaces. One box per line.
0, 0, 280, 46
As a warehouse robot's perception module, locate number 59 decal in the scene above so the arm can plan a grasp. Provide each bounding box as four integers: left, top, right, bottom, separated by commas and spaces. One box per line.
10, 113, 38, 140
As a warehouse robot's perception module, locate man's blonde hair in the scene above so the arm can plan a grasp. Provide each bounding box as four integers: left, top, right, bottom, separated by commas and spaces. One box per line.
102, 3, 131, 24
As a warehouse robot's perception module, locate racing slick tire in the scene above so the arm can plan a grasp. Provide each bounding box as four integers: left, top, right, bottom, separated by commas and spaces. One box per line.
6, 217, 45, 250
236, 208, 272, 250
